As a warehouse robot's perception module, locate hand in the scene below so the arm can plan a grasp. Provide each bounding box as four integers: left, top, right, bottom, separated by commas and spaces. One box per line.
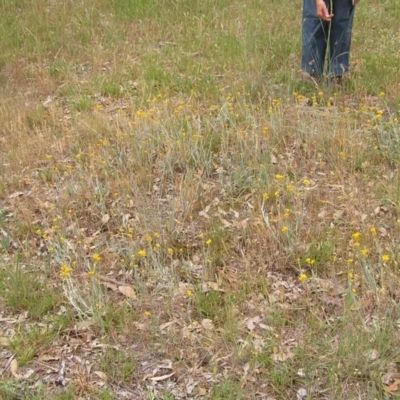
354, 0, 360, 4
315, 0, 333, 21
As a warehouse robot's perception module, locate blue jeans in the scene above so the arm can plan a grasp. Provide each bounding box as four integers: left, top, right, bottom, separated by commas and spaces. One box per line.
302, 0, 355, 77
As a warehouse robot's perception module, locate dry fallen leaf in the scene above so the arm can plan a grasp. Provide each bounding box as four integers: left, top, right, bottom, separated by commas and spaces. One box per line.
383, 373, 400, 385
133, 322, 146, 331
198, 387, 207, 396
245, 316, 262, 331
186, 377, 198, 394
271, 352, 295, 362
118, 285, 136, 299
22, 369, 35, 380
10, 359, 21, 379
160, 320, 177, 331
201, 319, 214, 330
297, 368, 306, 378
38, 354, 59, 362
103, 282, 118, 291
94, 371, 108, 381
384, 379, 400, 394
364, 349, 379, 361
101, 213, 110, 224
296, 388, 307, 400
8, 191, 24, 199
0, 337, 10, 347
149, 372, 175, 381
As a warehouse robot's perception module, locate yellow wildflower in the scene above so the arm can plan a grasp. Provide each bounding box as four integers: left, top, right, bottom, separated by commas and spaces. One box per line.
138, 249, 147, 257
286, 184, 294, 192
281, 226, 289, 233
360, 248, 369, 257
351, 232, 361, 241
92, 253, 101, 262
206, 239, 212, 246
60, 265, 73, 278
299, 273, 308, 282
382, 254, 390, 262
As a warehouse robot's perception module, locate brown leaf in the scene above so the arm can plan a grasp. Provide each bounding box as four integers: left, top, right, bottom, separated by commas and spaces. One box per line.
38, 354, 59, 362
133, 322, 146, 331
384, 379, 400, 394
118, 285, 137, 299
94, 371, 108, 381
218, 217, 231, 228
10, 359, 21, 379
207, 282, 220, 291
0, 337, 10, 347
160, 320, 177, 331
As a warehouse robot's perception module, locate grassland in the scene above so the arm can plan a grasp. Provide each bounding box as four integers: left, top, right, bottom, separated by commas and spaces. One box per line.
1, 0, 400, 398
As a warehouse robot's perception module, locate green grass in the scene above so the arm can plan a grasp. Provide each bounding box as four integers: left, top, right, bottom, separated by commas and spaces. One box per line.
1, 0, 400, 398
0, 261, 59, 319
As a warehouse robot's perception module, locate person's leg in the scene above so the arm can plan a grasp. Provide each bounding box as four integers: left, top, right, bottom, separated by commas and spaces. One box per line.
328, 0, 355, 77
302, 0, 330, 76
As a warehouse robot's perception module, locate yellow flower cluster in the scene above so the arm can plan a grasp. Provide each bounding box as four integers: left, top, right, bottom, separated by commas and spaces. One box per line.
92, 253, 101, 262
299, 273, 308, 282
138, 249, 147, 257
60, 265, 73, 278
